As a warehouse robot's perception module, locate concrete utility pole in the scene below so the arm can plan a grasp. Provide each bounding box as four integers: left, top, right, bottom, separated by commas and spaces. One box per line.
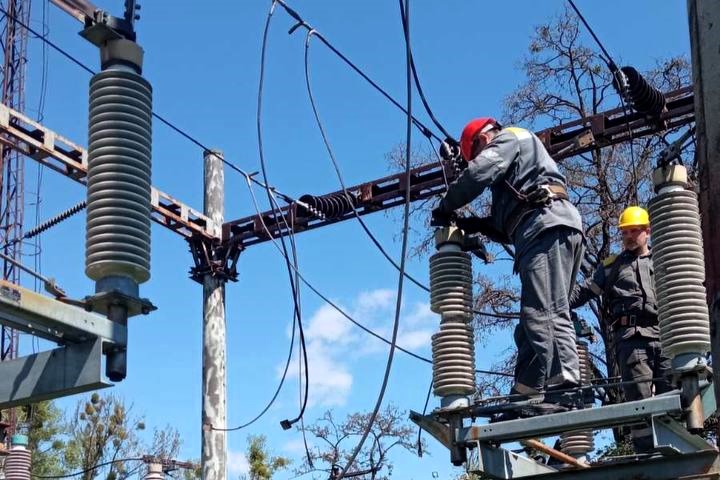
688, 0, 720, 407
202, 149, 227, 478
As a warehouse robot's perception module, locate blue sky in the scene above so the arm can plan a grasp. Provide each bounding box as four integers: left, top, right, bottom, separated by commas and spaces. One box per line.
14, 1, 692, 478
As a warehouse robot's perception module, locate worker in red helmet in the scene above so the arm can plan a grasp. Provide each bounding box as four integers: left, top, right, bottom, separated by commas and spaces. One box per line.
432, 118, 584, 408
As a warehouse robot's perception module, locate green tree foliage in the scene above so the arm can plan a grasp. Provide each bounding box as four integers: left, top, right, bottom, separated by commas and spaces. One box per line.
16, 402, 68, 477
243, 434, 290, 480
17, 393, 197, 479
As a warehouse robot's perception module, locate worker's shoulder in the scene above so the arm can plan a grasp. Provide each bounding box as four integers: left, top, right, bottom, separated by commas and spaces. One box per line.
501, 126, 533, 140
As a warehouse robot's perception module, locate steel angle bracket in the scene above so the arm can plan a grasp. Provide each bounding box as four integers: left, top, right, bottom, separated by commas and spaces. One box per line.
0, 338, 111, 408
651, 414, 716, 455
467, 441, 558, 479
409, 410, 453, 449
0, 280, 126, 406
0, 279, 126, 345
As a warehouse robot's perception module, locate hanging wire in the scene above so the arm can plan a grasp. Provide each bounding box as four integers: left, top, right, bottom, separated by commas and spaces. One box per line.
397, 0, 454, 141
244, 176, 511, 379
255, 0, 310, 431
0, 4, 299, 204
275, 0, 441, 142
416, 377, 433, 457
303, 29, 429, 292
566, 0, 640, 204
211, 286, 298, 431
303, 29, 516, 322
31, 458, 145, 479
337, 1, 412, 476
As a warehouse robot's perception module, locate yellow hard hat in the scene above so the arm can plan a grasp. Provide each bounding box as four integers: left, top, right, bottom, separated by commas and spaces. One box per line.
618, 206, 649, 229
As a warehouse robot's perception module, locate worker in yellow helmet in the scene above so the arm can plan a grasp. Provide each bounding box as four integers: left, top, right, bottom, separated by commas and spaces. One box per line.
570, 206, 671, 453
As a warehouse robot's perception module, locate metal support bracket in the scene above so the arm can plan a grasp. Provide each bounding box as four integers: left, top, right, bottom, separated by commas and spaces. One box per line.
651, 414, 715, 455
468, 442, 558, 479
409, 410, 452, 450
0, 279, 126, 345
0, 339, 111, 408
188, 235, 240, 284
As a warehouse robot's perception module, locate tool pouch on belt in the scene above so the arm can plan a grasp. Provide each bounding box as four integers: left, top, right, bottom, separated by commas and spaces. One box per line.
506, 183, 569, 235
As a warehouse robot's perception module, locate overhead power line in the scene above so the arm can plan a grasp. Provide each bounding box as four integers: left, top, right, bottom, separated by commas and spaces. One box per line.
566, 0, 640, 204
275, 0, 443, 143
255, 1, 310, 433
338, 1, 413, 475
244, 175, 510, 378
32, 458, 145, 479
0, 4, 299, 204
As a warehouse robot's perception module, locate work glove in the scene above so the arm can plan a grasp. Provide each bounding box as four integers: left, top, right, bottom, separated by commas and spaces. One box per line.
439, 138, 460, 161
430, 203, 456, 227
454, 216, 511, 245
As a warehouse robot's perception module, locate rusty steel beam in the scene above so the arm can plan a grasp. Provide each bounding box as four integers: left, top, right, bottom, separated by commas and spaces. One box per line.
0, 103, 216, 240
224, 87, 695, 249
49, 0, 97, 23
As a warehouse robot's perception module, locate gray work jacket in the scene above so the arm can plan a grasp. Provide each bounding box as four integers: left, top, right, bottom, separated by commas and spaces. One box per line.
570, 250, 658, 340
439, 127, 582, 256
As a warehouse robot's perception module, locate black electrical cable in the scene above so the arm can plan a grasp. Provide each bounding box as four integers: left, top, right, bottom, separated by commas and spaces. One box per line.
275, 0, 442, 143
211, 288, 298, 431
566, 0, 617, 71
303, 29, 429, 293
31, 458, 145, 479
337, 1, 413, 476
286, 208, 314, 466
0, 4, 300, 204
303, 32, 517, 322
416, 377, 433, 457
255, 1, 310, 431
566, 0, 640, 204
397, 0, 454, 141
243, 177, 511, 378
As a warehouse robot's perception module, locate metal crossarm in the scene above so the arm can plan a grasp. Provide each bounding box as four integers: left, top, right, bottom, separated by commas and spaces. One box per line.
0, 103, 217, 240
223, 87, 694, 249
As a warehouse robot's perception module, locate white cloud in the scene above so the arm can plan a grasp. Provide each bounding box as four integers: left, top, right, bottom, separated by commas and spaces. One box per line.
228, 449, 249, 477
284, 290, 438, 408
305, 303, 351, 344
356, 289, 395, 313
397, 328, 433, 350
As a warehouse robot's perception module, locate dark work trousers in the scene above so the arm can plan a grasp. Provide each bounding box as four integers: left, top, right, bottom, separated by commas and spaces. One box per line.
512, 227, 584, 394
616, 335, 673, 449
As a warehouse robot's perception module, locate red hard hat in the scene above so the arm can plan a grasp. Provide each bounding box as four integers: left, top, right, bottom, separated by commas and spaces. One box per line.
460, 117, 497, 161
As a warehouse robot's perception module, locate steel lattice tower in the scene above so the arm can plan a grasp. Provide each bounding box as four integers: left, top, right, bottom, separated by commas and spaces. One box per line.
0, 0, 29, 436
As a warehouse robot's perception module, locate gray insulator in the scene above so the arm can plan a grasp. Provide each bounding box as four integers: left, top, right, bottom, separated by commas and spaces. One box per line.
432, 320, 476, 397
430, 251, 473, 318
86, 69, 152, 284
5, 447, 31, 480
561, 342, 594, 458
559, 431, 594, 457
648, 190, 710, 359
577, 342, 592, 389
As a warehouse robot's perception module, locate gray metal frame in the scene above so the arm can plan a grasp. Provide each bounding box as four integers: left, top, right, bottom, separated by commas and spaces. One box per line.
0, 280, 125, 406
461, 395, 682, 443
0, 279, 126, 345
0, 339, 111, 408
413, 392, 720, 480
